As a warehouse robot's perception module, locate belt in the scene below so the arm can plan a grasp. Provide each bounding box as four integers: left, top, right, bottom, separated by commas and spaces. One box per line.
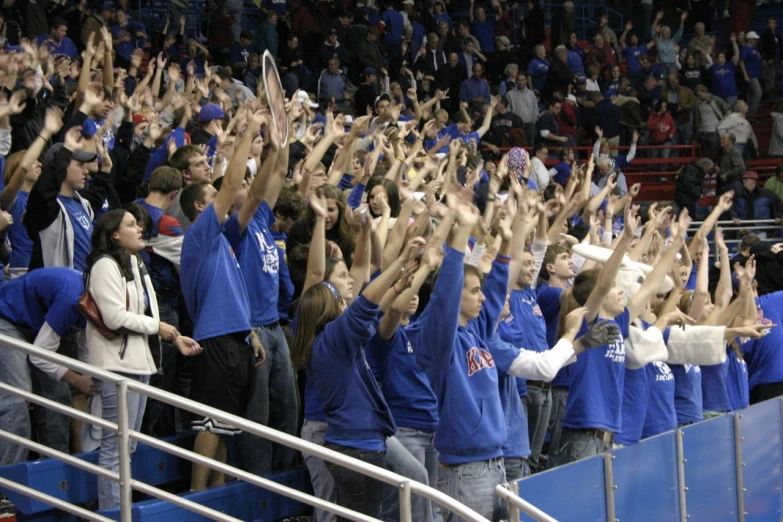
439, 457, 503, 468
526, 380, 552, 391
577, 428, 614, 444
260, 320, 280, 329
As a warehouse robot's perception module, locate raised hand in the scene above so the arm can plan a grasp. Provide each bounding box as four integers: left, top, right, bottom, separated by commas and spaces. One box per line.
310, 190, 329, 219
623, 204, 640, 239
63, 126, 85, 151
43, 106, 64, 136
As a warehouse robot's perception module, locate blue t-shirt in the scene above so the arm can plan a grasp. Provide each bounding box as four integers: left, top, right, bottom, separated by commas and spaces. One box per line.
440, 124, 481, 145
270, 229, 294, 322
262, 0, 289, 16
743, 291, 783, 389
537, 284, 569, 387
225, 203, 280, 327
180, 204, 252, 341
230, 43, 253, 64
552, 162, 572, 186
616, 366, 649, 446
670, 364, 703, 425
527, 58, 550, 91
58, 195, 93, 272
624, 45, 648, 78
727, 346, 749, 411
381, 9, 404, 47
498, 287, 549, 352
471, 17, 496, 52
564, 309, 630, 432
566, 49, 584, 75
36, 34, 78, 58
711, 62, 737, 100
740, 44, 763, 79
8, 192, 33, 271
701, 354, 731, 412
0, 267, 85, 335
642, 361, 677, 439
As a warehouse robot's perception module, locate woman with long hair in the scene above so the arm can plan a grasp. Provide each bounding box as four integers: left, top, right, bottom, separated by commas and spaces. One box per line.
85, 209, 201, 510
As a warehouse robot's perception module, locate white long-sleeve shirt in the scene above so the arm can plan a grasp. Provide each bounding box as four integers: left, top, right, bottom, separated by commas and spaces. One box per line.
506, 338, 576, 380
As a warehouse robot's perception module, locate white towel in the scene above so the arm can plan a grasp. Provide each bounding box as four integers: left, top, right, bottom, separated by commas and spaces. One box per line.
665, 325, 727, 366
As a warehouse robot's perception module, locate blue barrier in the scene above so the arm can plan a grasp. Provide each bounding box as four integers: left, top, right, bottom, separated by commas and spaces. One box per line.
516, 398, 783, 522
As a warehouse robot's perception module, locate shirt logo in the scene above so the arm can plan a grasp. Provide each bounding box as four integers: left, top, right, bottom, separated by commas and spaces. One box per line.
652, 361, 673, 381
254, 231, 280, 274
406, 341, 414, 354
466, 347, 495, 376
684, 364, 701, 374
604, 338, 625, 364
77, 214, 91, 229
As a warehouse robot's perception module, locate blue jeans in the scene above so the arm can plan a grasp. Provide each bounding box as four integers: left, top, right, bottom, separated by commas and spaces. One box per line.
436, 458, 507, 522
747, 77, 762, 115
382, 433, 435, 522
545, 387, 568, 469
650, 141, 673, 172
556, 427, 612, 466
238, 324, 298, 475
97, 374, 149, 510
302, 419, 336, 522
503, 457, 530, 482
29, 364, 71, 454
325, 442, 387, 520
0, 318, 34, 466
699, 131, 721, 162
524, 386, 551, 472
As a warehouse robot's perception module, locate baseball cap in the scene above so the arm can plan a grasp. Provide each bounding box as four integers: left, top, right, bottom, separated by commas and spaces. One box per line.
363, 67, 377, 77
575, 73, 587, 84
743, 171, 759, 180
132, 113, 149, 127
746, 31, 760, 40
295, 90, 319, 108
374, 92, 391, 107
200, 103, 225, 123
43, 143, 97, 169
327, 27, 338, 35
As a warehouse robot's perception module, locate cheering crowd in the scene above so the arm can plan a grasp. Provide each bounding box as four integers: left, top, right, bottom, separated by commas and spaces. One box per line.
1, 0, 783, 520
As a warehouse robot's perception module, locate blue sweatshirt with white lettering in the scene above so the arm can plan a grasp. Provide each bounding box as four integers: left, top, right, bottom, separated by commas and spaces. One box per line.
408, 247, 509, 464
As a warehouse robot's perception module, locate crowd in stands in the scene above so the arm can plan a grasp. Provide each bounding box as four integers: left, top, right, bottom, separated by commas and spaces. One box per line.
2, 0, 783, 520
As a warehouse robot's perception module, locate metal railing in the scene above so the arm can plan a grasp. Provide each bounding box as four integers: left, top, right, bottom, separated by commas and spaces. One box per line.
687, 218, 779, 258
495, 482, 558, 522
0, 333, 556, 522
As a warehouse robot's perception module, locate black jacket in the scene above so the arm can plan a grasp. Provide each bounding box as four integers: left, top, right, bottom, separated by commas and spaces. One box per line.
675, 162, 707, 207
760, 29, 783, 62
9, 81, 70, 154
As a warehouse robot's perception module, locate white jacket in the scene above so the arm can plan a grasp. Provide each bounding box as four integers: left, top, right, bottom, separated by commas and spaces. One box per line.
86, 255, 159, 375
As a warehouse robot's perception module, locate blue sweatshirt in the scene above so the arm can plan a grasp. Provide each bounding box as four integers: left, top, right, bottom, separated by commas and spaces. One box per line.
537, 284, 569, 387
642, 361, 677, 439
744, 291, 783, 390
488, 333, 531, 459
564, 310, 630, 433
711, 62, 737, 100
670, 364, 703, 425
407, 247, 509, 464
366, 327, 439, 432
308, 295, 394, 450
270, 229, 294, 323
499, 287, 549, 353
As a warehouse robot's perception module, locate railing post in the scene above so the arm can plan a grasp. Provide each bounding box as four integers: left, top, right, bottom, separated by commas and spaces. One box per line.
507, 481, 521, 522
117, 380, 133, 521
603, 453, 617, 522
676, 429, 687, 522
399, 480, 412, 522
734, 412, 746, 522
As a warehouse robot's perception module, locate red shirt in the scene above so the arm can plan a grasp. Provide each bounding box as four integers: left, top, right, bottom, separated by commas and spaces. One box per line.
647, 112, 676, 144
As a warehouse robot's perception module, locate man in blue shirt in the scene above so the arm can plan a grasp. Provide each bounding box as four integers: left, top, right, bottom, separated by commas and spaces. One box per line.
459, 62, 490, 103
619, 20, 655, 78
37, 17, 78, 58
740, 31, 763, 116
441, 95, 496, 146
230, 31, 255, 73
468, 0, 496, 54
380, 0, 404, 58
180, 110, 266, 491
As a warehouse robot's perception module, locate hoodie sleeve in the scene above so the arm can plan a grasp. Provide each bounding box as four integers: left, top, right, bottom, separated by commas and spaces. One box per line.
24, 145, 72, 236
319, 294, 380, 364
475, 255, 510, 341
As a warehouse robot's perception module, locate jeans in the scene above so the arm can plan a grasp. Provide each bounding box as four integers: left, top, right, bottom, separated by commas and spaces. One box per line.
703, 410, 726, 420
545, 387, 568, 469
747, 77, 762, 115
395, 427, 439, 522
437, 458, 507, 522
522, 122, 537, 148
556, 427, 612, 466
699, 131, 721, 162
224, 0, 243, 43
0, 318, 34, 465
677, 120, 693, 147
524, 387, 551, 472
381, 434, 434, 522
650, 141, 673, 172
239, 324, 298, 475
325, 442, 387, 520
302, 419, 337, 522
503, 457, 530, 482
97, 374, 149, 510
29, 364, 70, 454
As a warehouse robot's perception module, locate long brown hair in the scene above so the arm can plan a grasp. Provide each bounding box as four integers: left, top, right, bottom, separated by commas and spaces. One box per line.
303, 184, 356, 260
291, 283, 343, 370
556, 268, 600, 338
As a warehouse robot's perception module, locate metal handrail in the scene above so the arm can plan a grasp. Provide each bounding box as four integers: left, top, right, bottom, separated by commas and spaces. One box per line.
0, 333, 490, 522
494, 483, 558, 522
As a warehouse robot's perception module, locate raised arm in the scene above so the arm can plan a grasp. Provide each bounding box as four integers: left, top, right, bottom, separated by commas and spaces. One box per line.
475, 96, 498, 138
236, 115, 279, 232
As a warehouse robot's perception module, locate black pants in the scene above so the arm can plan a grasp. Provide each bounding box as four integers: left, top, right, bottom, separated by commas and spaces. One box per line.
750, 381, 783, 405
325, 442, 387, 521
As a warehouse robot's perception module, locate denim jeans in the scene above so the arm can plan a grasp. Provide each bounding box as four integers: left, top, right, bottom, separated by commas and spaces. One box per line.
97, 374, 149, 510
302, 419, 337, 522
0, 318, 34, 465
239, 324, 298, 475
396, 428, 439, 521
677, 120, 693, 148
545, 387, 568, 469
437, 458, 507, 522
747, 77, 762, 115
556, 428, 612, 466
325, 442, 387, 520
29, 364, 71, 454
699, 131, 721, 162
650, 141, 673, 172
524, 387, 551, 473
503, 457, 530, 482
381, 434, 434, 522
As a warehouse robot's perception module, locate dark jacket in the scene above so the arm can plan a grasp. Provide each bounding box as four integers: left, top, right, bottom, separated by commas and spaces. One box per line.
544, 59, 574, 99
732, 187, 783, 221
550, 8, 574, 50
760, 29, 783, 62
618, 97, 643, 129
719, 146, 746, 186
356, 39, 385, 73
594, 99, 622, 139
9, 81, 70, 154
675, 162, 708, 207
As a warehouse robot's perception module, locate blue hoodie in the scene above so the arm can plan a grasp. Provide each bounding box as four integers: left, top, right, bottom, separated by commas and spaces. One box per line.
499, 287, 549, 352
407, 247, 509, 464
365, 327, 439, 433
488, 334, 531, 459
308, 294, 394, 451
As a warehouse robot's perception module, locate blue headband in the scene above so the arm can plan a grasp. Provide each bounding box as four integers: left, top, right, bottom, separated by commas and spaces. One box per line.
319, 281, 340, 300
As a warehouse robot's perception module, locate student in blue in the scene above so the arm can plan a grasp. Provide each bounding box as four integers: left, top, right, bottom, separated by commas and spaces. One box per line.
290, 231, 424, 518
527, 45, 550, 92
0, 267, 91, 466
230, 31, 255, 72
224, 118, 299, 476
179, 109, 267, 491
468, 0, 495, 54
555, 206, 685, 465
37, 17, 78, 58
440, 96, 496, 146
111, 9, 146, 69
1, 109, 63, 279
707, 35, 741, 105
380, 1, 404, 58
739, 32, 763, 116
619, 21, 655, 79
24, 126, 108, 272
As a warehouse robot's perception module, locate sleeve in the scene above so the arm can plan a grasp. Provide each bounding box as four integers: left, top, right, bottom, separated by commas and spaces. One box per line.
320, 294, 380, 363
0, 129, 11, 157
476, 255, 510, 341
24, 144, 71, 235
625, 324, 667, 369
27, 322, 67, 380
506, 338, 577, 380
347, 182, 366, 210
89, 257, 160, 335
222, 213, 247, 253
79, 170, 112, 214
531, 237, 547, 282
365, 329, 399, 379
146, 214, 184, 269
116, 144, 152, 204
409, 246, 464, 370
